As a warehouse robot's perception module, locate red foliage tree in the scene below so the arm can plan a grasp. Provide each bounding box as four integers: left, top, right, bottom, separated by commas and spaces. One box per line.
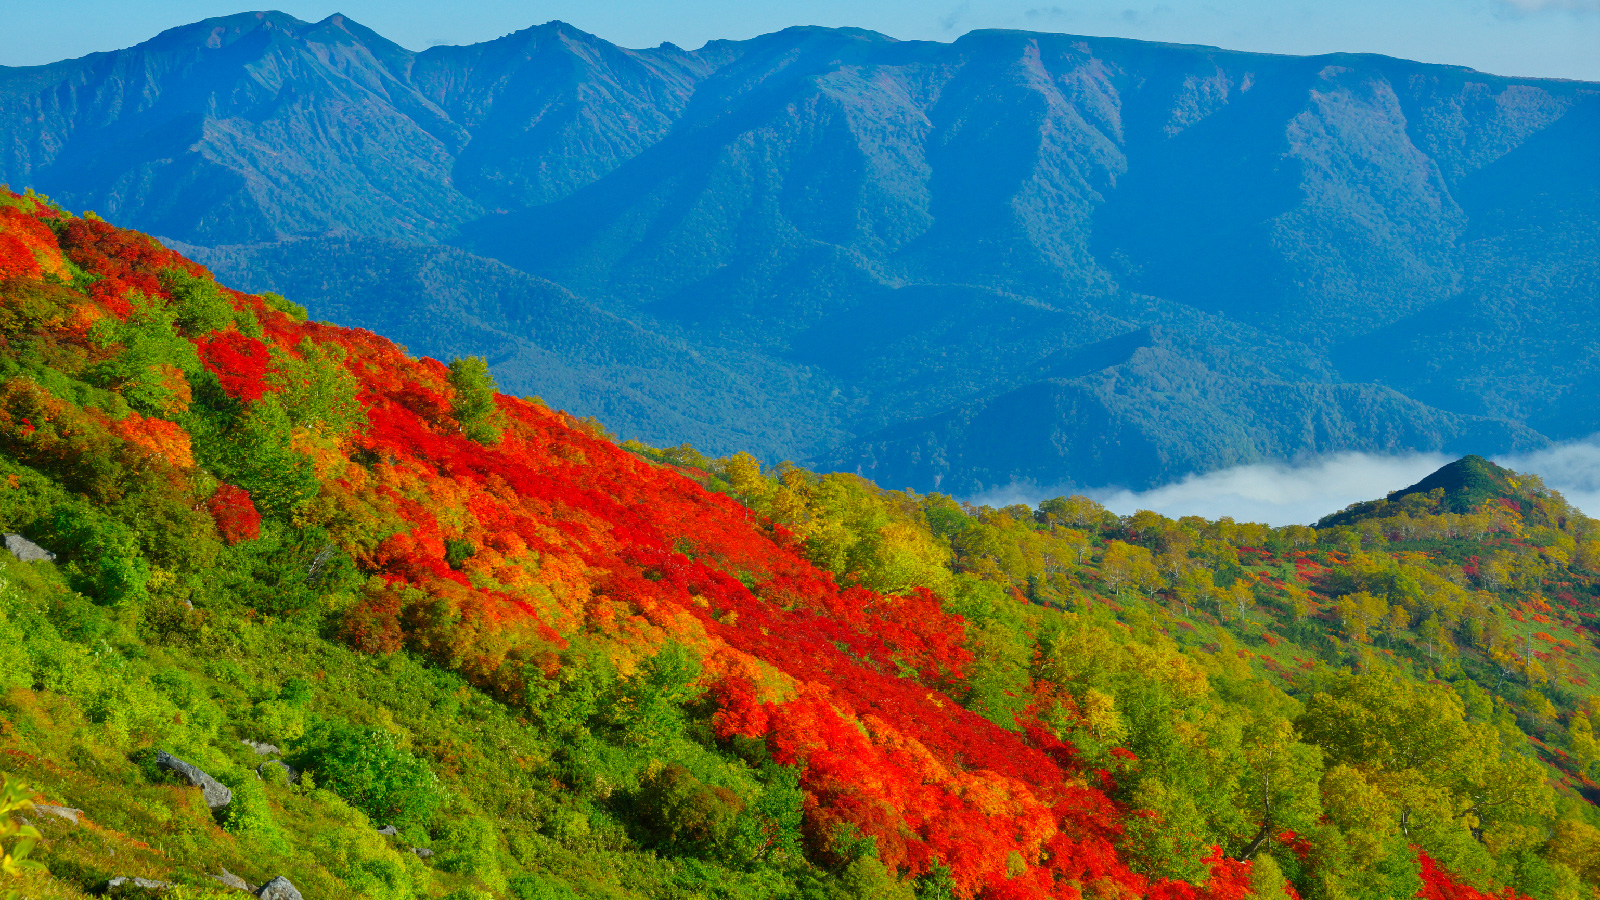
206, 484, 262, 544
1416, 851, 1530, 900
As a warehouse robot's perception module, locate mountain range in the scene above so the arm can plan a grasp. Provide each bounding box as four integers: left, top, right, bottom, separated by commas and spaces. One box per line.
2, 11, 1596, 493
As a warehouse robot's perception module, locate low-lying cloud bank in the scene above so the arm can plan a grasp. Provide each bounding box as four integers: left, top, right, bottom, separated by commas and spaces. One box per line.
967, 438, 1600, 527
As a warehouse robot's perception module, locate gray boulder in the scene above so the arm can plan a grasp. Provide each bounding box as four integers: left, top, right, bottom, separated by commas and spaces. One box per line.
105, 875, 171, 891
255, 876, 303, 900
154, 751, 232, 810
257, 759, 298, 785
2, 533, 54, 563
211, 868, 255, 892
33, 803, 81, 825
375, 824, 398, 836
410, 847, 435, 859
240, 739, 280, 756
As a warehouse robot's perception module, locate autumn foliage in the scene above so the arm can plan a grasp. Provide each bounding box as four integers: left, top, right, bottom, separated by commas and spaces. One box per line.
206, 484, 261, 544
0, 187, 1553, 900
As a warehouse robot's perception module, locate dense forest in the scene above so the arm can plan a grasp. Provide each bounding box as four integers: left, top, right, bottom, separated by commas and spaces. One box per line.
4, 189, 1600, 900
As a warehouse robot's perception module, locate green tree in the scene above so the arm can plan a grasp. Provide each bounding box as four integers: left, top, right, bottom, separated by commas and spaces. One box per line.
448, 356, 503, 445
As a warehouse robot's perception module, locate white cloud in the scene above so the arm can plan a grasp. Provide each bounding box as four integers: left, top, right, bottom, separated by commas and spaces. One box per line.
1090, 453, 1454, 526
965, 437, 1600, 527
1498, 439, 1600, 516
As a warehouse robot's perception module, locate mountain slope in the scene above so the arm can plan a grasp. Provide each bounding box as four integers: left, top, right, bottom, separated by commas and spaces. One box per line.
817, 343, 1544, 495
0, 186, 1221, 900
3, 16, 1597, 491
10, 190, 1600, 900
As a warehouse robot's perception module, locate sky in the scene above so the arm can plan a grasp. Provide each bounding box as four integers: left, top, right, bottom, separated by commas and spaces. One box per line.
1, 0, 1597, 81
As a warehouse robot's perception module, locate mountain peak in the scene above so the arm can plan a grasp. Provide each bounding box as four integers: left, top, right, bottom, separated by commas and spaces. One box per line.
1316, 455, 1525, 528
142, 10, 310, 52
1388, 454, 1519, 514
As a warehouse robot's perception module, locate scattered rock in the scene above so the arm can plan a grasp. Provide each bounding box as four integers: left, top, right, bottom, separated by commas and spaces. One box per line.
255, 875, 303, 900
211, 868, 255, 892
410, 848, 434, 859
155, 751, 232, 810
257, 759, 298, 785
375, 824, 398, 836
240, 739, 281, 756
33, 803, 82, 825
2, 533, 54, 563
105, 875, 171, 891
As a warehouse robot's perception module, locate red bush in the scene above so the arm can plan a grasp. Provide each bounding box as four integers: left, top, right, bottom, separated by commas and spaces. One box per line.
206, 484, 261, 544
196, 331, 273, 402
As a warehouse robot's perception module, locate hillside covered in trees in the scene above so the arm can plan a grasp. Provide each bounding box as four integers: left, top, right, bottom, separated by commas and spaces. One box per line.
6, 190, 1600, 900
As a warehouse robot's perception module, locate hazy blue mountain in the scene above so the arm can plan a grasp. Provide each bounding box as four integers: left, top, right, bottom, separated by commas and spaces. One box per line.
3, 13, 1595, 491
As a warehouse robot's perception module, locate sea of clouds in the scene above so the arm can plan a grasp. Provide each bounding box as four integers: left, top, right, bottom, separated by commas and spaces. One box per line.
967, 438, 1600, 527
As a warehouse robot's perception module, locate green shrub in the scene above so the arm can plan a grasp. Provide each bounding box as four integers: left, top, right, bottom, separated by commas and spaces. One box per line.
298, 722, 445, 831
635, 764, 745, 861
508, 873, 580, 900
436, 814, 504, 887
261, 292, 307, 322
161, 268, 236, 337
217, 770, 287, 853
45, 501, 148, 606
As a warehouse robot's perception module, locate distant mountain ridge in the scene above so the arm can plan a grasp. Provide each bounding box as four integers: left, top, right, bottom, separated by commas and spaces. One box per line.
3, 11, 1596, 492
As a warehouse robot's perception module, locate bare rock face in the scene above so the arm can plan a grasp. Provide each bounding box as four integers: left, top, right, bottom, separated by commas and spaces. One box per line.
256, 876, 304, 900
375, 824, 399, 836
32, 803, 82, 825
154, 751, 232, 810
241, 739, 281, 756
411, 847, 435, 858
2, 533, 54, 563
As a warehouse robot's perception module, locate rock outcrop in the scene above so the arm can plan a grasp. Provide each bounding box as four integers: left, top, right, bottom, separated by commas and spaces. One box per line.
154, 751, 232, 810
32, 803, 82, 824
105, 875, 171, 891
255, 875, 303, 900
3, 533, 54, 563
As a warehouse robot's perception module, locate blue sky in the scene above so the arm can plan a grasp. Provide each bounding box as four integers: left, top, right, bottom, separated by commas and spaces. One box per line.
2, 0, 1597, 81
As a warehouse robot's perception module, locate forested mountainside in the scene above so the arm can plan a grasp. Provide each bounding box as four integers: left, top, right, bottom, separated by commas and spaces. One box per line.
10, 193, 1600, 900
3, 13, 1598, 493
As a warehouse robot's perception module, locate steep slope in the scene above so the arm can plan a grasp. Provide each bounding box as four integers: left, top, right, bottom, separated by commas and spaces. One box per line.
0, 188, 1236, 899
0, 12, 474, 244
5, 191, 1598, 900
0, 13, 722, 244
1333, 92, 1600, 435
